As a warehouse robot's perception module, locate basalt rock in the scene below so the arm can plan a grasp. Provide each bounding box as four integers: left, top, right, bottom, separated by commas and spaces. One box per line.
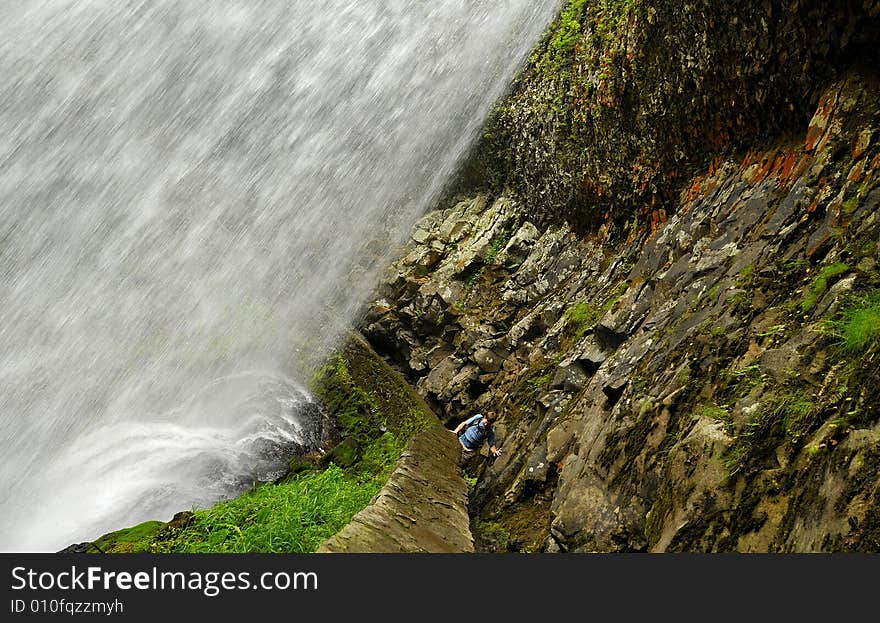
363, 68, 880, 552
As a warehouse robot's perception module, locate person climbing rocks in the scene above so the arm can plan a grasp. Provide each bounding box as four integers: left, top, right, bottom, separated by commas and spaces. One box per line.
451, 411, 501, 461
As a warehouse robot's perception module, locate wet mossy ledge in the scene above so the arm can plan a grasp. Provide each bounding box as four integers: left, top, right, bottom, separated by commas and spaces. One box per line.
66, 333, 436, 554
454, 0, 880, 234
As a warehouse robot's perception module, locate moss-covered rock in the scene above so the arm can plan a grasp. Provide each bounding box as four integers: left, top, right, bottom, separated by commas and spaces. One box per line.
321, 438, 361, 469
456, 0, 880, 233
92, 521, 163, 554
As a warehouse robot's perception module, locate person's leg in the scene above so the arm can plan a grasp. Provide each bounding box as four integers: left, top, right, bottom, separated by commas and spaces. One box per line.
457, 445, 474, 469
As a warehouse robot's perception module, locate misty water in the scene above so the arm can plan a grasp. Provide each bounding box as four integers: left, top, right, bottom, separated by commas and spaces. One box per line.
0, 1, 558, 551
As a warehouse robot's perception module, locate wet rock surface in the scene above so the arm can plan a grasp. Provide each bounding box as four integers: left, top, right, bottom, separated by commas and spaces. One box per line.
459, 0, 880, 232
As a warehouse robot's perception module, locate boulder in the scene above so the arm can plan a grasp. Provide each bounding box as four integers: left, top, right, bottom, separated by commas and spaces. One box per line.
473, 347, 507, 373
421, 356, 463, 395
577, 339, 608, 373
411, 228, 432, 245
602, 376, 628, 406
551, 360, 589, 392
497, 221, 540, 267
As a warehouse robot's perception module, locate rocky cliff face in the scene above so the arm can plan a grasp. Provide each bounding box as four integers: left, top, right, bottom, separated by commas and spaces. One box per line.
458, 0, 880, 232
361, 67, 880, 551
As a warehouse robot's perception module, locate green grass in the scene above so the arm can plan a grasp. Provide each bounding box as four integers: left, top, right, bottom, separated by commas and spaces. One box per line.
164, 433, 404, 553
801, 262, 850, 313
724, 390, 816, 477
695, 403, 730, 425
823, 290, 880, 354
841, 299, 880, 353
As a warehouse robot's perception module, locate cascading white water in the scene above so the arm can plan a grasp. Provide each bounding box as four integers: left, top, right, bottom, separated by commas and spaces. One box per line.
0, 1, 559, 551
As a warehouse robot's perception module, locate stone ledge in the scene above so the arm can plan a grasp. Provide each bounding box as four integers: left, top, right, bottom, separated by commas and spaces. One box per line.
318, 424, 473, 553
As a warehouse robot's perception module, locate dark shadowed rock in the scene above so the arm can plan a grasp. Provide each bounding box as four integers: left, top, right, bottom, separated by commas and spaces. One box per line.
473, 347, 507, 373
551, 361, 589, 393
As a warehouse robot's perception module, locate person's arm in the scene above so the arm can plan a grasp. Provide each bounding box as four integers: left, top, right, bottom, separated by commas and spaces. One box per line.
451, 414, 481, 435
487, 428, 501, 457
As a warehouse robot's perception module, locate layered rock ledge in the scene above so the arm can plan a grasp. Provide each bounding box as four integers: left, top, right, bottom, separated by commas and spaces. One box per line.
318, 422, 473, 553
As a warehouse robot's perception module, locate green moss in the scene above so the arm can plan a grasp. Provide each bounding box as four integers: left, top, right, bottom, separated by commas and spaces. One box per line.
606, 281, 630, 309
781, 258, 808, 278
311, 337, 431, 444
723, 362, 765, 388
756, 324, 786, 339
564, 281, 629, 339
736, 265, 756, 288
93, 521, 163, 553
564, 300, 600, 338
525, 368, 555, 393
843, 195, 861, 215
355, 432, 405, 479
472, 519, 513, 551
729, 290, 754, 317
281, 455, 318, 482
461, 230, 515, 297
801, 262, 851, 313
551, 0, 588, 54
473, 497, 553, 553
321, 437, 361, 469
591, 0, 637, 42
705, 282, 722, 301
781, 394, 818, 442
484, 234, 508, 265
601, 409, 656, 479
645, 483, 673, 547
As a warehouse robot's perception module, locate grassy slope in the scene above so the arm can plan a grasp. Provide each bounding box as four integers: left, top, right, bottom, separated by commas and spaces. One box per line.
92, 334, 433, 553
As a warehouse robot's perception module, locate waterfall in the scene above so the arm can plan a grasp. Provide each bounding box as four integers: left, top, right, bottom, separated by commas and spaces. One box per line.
0, 0, 559, 551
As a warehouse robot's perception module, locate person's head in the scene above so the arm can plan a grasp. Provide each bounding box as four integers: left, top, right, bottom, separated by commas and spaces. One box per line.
484, 411, 497, 424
